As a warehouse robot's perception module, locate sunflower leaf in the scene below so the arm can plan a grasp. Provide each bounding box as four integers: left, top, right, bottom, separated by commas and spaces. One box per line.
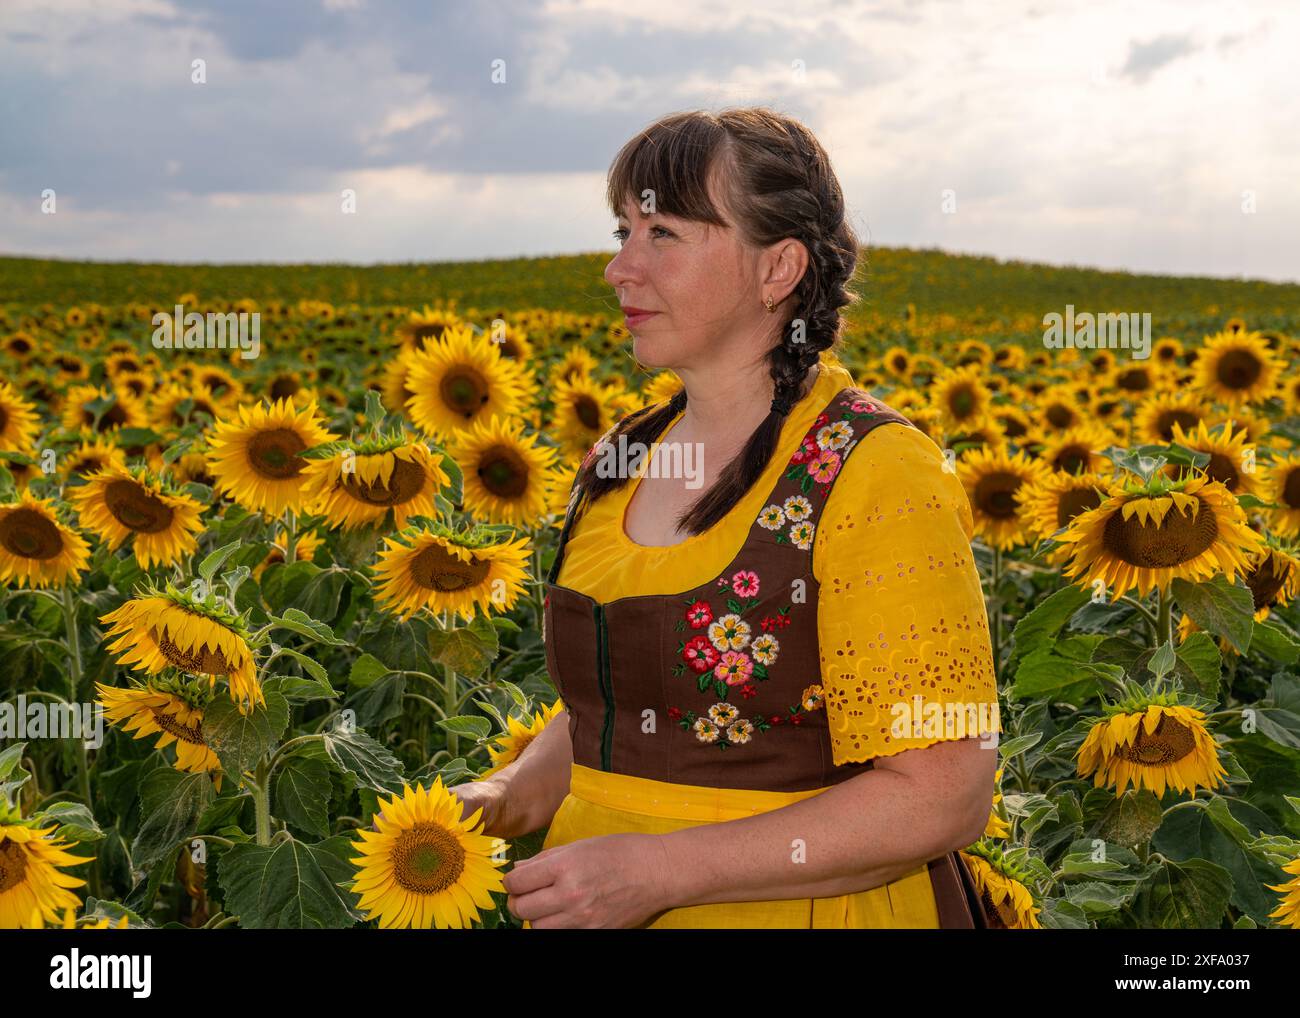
322, 723, 405, 792
438, 715, 492, 741
217, 835, 359, 928
1170, 575, 1255, 655
274, 752, 332, 839
198, 539, 243, 584
131, 769, 214, 869
1146, 639, 1177, 680
204, 693, 291, 778
268, 608, 348, 646
31, 800, 104, 843
1007, 584, 1091, 668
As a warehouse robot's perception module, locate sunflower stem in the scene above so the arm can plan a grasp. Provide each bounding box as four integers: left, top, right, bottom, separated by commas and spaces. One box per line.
990, 547, 1004, 677
253, 758, 272, 846
280, 510, 298, 566
1155, 588, 1174, 649
1118, 595, 1160, 640
442, 610, 460, 759
59, 582, 101, 898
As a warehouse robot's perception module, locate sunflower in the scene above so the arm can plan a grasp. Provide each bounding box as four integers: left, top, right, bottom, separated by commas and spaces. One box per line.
379, 350, 420, 419
1076, 692, 1227, 798
983, 768, 1010, 840
1058, 473, 1265, 601
404, 326, 532, 442
549, 346, 599, 388
61, 434, 128, 481
451, 415, 560, 527
488, 321, 535, 363
100, 584, 263, 714
1034, 384, 1090, 434
1018, 470, 1110, 561
3, 332, 37, 361
59, 385, 147, 435
1262, 452, 1300, 538
1132, 391, 1208, 445
68, 464, 204, 569
1267, 857, 1300, 929
1242, 541, 1300, 621
1031, 421, 1116, 476
96, 679, 223, 790
0, 380, 40, 453
1165, 419, 1261, 498
881, 345, 913, 379
990, 405, 1033, 443
148, 382, 223, 432
0, 493, 91, 588
394, 305, 463, 353
956, 445, 1052, 550
38, 906, 130, 929
1193, 329, 1284, 409
480, 699, 564, 779
373, 524, 531, 623
551, 374, 626, 460
930, 363, 992, 432
193, 365, 242, 402
304, 435, 449, 531
347, 777, 507, 929
960, 842, 1042, 929
207, 397, 339, 516
0, 819, 95, 928
640, 371, 684, 408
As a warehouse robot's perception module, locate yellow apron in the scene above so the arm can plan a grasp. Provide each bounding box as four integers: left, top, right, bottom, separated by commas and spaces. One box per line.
520, 764, 939, 929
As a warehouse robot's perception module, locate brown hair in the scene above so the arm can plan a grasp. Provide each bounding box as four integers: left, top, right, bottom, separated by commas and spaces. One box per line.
569, 106, 861, 537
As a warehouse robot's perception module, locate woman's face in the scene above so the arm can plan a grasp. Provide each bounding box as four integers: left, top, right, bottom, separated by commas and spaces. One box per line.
604, 174, 767, 373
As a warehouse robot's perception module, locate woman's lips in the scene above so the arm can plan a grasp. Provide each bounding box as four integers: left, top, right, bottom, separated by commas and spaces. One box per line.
623, 310, 658, 328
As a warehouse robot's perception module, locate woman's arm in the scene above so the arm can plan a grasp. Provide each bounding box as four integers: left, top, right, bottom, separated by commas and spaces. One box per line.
657, 735, 996, 907
473, 708, 574, 839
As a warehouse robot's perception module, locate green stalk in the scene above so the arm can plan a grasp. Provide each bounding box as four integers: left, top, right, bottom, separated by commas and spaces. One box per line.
253, 759, 272, 846
442, 610, 459, 760
990, 547, 1004, 677
60, 583, 100, 897
1155, 588, 1173, 649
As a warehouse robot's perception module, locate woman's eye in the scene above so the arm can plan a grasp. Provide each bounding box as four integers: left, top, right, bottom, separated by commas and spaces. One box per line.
611, 225, 673, 243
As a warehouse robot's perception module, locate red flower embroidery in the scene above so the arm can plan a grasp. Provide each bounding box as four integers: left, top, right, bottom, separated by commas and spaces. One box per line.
739, 683, 758, 699
791, 714, 804, 725
768, 714, 784, 725
790, 435, 819, 465
683, 635, 719, 673
667, 706, 683, 721
685, 600, 713, 629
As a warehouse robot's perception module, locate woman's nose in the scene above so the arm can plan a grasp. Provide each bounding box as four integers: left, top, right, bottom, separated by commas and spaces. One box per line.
604, 241, 640, 290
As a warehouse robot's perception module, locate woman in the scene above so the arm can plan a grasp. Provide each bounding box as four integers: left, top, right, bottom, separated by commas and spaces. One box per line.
455, 107, 1000, 928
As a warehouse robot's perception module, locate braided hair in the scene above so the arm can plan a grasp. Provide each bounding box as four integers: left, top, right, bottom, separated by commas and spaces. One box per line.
568, 107, 861, 537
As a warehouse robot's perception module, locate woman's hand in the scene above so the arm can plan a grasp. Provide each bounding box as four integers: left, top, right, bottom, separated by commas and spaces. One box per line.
503, 833, 675, 929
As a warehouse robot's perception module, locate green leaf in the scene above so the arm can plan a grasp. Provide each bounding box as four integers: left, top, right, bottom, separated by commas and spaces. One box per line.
199, 540, 242, 584
364, 389, 385, 427
1147, 639, 1176, 680
322, 725, 404, 792
346, 673, 406, 731
1147, 858, 1233, 928
1098, 790, 1163, 847
1250, 619, 1300, 665
438, 715, 492, 741
348, 653, 391, 689
1172, 632, 1222, 700
428, 615, 499, 678
1007, 584, 1091, 668
268, 608, 348, 647
131, 769, 214, 868
1009, 650, 1121, 702
273, 646, 338, 695
218, 835, 360, 928
1171, 575, 1254, 655
262, 675, 338, 703
274, 753, 333, 839
204, 693, 291, 779
32, 801, 104, 843
1064, 880, 1138, 915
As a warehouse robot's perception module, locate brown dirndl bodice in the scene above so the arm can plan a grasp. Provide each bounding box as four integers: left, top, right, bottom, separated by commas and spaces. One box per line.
542, 385, 989, 928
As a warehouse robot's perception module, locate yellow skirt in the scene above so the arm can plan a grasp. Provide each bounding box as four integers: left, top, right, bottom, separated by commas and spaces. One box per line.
522, 764, 939, 928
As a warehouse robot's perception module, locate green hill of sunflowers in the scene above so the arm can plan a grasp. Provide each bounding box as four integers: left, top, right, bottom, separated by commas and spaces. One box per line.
1, 247, 1300, 932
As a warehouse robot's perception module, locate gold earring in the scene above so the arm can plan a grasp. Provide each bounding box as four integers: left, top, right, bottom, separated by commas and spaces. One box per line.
764, 296, 775, 313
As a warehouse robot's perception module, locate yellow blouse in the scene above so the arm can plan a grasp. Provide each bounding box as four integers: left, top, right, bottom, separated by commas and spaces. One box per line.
537, 355, 1000, 928
556, 355, 999, 765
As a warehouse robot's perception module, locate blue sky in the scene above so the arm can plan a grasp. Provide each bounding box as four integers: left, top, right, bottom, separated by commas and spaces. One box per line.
1, 0, 1296, 280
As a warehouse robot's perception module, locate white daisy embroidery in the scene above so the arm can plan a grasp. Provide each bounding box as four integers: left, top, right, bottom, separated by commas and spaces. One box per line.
789, 520, 815, 550
693, 718, 720, 743
726, 720, 755, 744
708, 613, 751, 651
751, 633, 779, 665
757, 504, 786, 530
709, 702, 740, 725
783, 494, 813, 521
817, 421, 853, 450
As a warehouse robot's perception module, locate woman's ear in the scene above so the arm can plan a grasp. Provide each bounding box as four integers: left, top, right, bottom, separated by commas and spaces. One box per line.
763, 238, 810, 305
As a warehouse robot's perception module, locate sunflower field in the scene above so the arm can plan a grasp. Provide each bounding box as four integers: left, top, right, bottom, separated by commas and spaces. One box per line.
1, 250, 1300, 931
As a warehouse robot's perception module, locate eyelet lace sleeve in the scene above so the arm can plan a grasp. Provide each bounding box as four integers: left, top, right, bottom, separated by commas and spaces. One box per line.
815, 423, 1000, 765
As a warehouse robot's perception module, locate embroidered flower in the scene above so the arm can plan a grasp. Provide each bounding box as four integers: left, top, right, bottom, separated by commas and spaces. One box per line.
757, 504, 785, 530
667, 706, 683, 721
789, 435, 819, 465
849, 398, 877, 414
801, 684, 826, 711
806, 448, 842, 484
693, 717, 720, 743
817, 421, 852, 451
788, 520, 815, 550
714, 650, 754, 686
685, 599, 713, 629
726, 719, 755, 744
731, 569, 760, 597
814, 411, 830, 427
682, 635, 720, 673
739, 683, 758, 699
782, 495, 812, 521
750, 633, 780, 665
708, 613, 750, 651
708, 702, 740, 726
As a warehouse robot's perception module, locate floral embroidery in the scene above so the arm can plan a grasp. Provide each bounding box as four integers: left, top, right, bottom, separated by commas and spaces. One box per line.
681, 634, 719, 673
669, 684, 827, 749
671, 567, 786, 700
708, 613, 750, 651
757, 505, 785, 530
685, 599, 712, 629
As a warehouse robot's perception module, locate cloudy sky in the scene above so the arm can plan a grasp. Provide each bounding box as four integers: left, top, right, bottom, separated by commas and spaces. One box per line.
1, 0, 1296, 280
